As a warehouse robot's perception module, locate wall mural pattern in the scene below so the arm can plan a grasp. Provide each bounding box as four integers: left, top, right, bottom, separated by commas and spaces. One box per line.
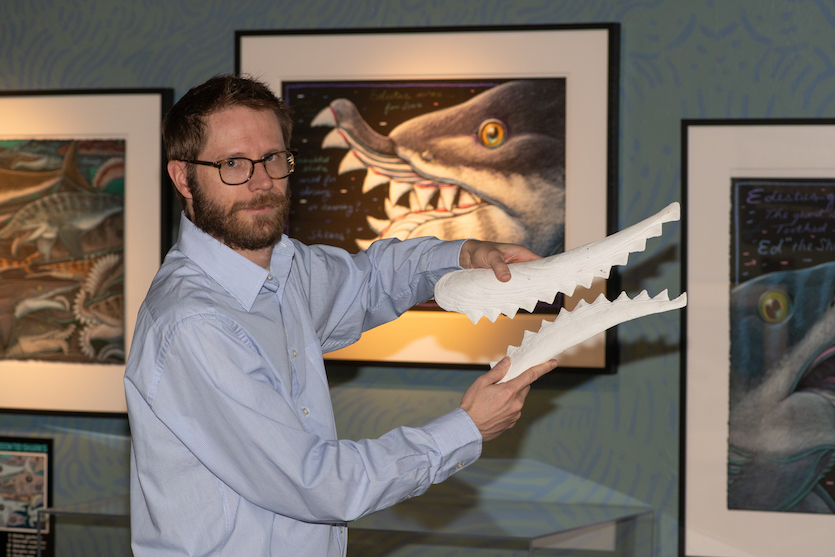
3, 2, 835, 557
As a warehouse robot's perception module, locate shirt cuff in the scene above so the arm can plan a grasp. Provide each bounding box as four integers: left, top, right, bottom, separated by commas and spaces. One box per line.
420, 407, 482, 484
436, 238, 470, 271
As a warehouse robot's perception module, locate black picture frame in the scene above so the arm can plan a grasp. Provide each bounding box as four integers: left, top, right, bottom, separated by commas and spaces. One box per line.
681, 119, 835, 557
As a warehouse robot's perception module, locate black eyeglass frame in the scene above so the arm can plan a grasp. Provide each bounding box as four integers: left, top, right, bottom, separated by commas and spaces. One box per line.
183, 149, 297, 185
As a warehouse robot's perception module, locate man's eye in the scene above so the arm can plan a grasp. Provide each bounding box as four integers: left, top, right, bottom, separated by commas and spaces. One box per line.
264, 153, 279, 163
224, 159, 241, 168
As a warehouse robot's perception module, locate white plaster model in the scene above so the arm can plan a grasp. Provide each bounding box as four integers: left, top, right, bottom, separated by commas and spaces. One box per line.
433, 202, 687, 382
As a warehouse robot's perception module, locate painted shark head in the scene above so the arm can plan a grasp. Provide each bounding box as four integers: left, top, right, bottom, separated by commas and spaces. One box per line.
434, 202, 687, 382
727, 262, 835, 513
311, 80, 566, 256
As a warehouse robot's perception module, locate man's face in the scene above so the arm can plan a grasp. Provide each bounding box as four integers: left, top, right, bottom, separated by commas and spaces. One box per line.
188, 106, 290, 252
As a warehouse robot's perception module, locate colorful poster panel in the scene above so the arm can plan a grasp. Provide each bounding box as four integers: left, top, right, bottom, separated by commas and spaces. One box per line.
0, 437, 52, 557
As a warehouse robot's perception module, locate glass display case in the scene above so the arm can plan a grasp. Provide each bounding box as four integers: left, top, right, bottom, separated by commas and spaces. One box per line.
36, 494, 652, 556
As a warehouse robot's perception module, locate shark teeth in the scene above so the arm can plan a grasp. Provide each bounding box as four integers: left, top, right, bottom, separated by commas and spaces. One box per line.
321, 127, 349, 149
387, 180, 413, 203
338, 150, 366, 174
364, 170, 391, 193
413, 183, 437, 210
434, 202, 681, 324
494, 290, 687, 383
312, 106, 486, 244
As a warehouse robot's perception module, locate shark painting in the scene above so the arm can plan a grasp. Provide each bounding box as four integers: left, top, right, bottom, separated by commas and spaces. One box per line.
286, 79, 566, 256
727, 178, 835, 513
728, 262, 835, 512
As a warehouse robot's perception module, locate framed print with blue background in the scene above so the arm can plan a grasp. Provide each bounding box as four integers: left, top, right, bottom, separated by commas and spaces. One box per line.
683, 120, 835, 557
237, 25, 619, 372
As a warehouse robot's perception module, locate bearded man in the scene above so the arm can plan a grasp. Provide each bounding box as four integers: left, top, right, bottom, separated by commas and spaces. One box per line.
124, 74, 556, 557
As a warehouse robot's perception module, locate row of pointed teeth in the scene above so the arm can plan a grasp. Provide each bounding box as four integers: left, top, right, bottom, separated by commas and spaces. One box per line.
494, 290, 688, 382
322, 128, 467, 209
336, 150, 484, 234
317, 121, 487, 237
366, 186, 483, 235
510, 290, 685, 351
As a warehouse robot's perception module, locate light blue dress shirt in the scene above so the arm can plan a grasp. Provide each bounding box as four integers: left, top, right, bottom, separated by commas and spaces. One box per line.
124, 215, 482, 557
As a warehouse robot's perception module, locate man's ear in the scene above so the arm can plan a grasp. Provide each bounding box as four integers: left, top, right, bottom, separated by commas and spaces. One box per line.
168, 160, 193, 201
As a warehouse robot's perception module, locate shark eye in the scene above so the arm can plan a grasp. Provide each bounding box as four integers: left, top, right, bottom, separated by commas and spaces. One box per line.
478, 119, 506, 148
758, 289, 791, 323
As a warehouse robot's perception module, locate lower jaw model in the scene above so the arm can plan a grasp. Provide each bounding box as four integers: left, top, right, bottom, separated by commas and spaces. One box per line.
433, 202, 687, 382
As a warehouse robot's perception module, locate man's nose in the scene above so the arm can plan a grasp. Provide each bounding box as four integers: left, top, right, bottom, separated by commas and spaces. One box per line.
248, 161, 274, 191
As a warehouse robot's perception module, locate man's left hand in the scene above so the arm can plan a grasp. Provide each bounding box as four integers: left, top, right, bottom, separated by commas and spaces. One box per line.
458, 240, 541, 282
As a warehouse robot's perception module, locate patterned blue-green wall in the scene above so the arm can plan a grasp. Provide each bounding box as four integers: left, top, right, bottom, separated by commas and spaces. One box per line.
3, 1, 835, 556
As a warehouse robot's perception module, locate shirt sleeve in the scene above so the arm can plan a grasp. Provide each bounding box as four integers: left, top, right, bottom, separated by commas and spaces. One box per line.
145, 315, 481, 524
292, 237, 467, 352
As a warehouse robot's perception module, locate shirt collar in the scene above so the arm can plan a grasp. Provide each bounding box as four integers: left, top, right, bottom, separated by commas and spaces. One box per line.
176, 213, 294, 311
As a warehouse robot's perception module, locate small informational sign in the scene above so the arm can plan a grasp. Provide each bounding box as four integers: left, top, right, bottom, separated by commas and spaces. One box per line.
0, 437, 53, 557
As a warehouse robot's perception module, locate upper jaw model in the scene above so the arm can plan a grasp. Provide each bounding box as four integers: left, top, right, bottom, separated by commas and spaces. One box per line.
433, 202, 687, 382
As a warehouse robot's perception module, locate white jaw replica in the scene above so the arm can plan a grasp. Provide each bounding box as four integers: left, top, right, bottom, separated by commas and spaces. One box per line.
433, 202, 687, 382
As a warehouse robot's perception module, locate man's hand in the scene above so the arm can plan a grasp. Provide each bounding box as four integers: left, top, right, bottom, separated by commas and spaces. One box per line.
458, 240, 540, 282
460, 357, 557, 442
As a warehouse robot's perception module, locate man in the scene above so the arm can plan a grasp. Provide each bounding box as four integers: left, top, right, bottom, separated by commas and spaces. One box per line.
124, 74, 557, 557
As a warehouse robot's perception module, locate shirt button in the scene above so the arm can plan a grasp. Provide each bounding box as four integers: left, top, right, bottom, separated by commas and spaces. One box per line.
456, 461, 464, 469
302, 407, 309, 416
339, 526, 344, 533
267, 274, 274, 280
292, 350, 297, 358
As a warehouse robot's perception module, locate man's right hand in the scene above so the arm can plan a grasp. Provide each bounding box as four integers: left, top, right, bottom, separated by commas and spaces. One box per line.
459, 357, 557, 442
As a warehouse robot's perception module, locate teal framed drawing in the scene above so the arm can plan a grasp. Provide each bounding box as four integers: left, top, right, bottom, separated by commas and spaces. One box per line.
682, 120, 835, 557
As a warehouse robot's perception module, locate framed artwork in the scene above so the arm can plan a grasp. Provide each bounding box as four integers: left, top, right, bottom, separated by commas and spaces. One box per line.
0, 436, 52, 557
238, 25, 619, 372
682, 120, 835, 557
0, 89, 173, 413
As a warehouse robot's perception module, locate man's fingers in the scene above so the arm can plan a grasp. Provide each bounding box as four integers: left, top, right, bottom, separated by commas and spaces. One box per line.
487, 251, 511, 282
484, 357, 511, 383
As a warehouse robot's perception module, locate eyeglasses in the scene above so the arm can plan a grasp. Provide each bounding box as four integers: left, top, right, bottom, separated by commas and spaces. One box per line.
183, 149, 296, 185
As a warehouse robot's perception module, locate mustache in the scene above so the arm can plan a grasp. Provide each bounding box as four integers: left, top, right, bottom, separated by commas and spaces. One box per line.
230, 191, 289, 213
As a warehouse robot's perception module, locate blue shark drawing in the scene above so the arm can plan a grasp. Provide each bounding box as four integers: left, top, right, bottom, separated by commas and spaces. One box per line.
311, 80, 566, 256
728, 262, 835, 513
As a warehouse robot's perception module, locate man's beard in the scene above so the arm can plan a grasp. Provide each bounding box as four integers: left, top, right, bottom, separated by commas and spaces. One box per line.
189, 179, 290, 252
